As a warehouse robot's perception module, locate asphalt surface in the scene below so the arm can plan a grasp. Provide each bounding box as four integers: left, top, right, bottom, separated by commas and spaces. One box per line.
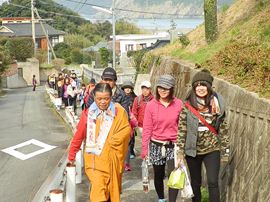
0, 87, 70, 202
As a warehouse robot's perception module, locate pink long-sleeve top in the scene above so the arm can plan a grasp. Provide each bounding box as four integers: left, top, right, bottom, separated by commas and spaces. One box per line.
141, 97, 183, 158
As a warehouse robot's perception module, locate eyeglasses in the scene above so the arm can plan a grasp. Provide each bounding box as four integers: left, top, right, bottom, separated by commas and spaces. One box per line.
157, 87, 170, 92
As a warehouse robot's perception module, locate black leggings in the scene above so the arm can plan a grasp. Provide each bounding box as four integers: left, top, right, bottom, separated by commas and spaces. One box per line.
186, 150, 220, 202
153, 159, 179, 202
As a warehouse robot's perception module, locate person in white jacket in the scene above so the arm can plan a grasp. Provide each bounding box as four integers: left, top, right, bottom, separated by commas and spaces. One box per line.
67, 77, 79, 114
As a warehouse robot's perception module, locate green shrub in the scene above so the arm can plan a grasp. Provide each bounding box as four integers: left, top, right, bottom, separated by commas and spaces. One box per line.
201, 187, 209, 202
178, 34, 190, 47
36, 49, 48, 64
65, 57, 72, 65
0, 37, 9, 46
127, 49, 147, 71
5, 38, 34, 61
52, 58, 65, 70
81, 52, 92, 64
64, 34, 93, 49
0, 49, 12, 73
71, 48, 83, 64
99, 47, 112, 67
54, 42, 72, 59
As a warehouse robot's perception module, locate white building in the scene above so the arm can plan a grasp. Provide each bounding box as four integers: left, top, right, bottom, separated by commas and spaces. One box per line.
114, 32, 170, 57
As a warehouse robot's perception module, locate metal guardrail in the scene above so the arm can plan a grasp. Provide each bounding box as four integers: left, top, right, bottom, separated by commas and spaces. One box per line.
32, 87, 84, 202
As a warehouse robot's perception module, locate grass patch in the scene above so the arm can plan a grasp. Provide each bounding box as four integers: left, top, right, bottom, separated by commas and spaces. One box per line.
170, 39, 229, 64
40, 63, 54, 69
201, 187, 209, 202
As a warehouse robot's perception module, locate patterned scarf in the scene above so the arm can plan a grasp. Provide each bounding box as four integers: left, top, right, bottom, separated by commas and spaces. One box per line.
85, 102, 115, 155
196, 96, 220, 114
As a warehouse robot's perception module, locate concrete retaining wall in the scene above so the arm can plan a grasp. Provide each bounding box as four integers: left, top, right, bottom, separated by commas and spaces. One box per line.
148, 57, 270, 202
17, 58, 40, 86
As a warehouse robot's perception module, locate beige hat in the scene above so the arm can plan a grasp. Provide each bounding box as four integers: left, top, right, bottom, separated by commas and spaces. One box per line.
141, 81, 151, 88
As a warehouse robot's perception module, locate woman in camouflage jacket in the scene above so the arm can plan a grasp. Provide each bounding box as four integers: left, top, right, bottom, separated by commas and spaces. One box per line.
176, 69, 229, 202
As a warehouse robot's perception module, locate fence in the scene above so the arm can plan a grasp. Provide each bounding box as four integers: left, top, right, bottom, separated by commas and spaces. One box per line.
32, 87, 84, 202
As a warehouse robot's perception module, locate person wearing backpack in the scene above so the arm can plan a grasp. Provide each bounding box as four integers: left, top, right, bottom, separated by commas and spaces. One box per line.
131, 80, 154, 138
176, 69, 230, 202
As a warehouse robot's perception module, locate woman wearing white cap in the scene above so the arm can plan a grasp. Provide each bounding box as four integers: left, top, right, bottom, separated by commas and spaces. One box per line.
141, 75, 183, 202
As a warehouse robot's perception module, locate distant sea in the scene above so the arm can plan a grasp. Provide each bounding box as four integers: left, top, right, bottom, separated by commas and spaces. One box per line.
87, 17, 204, 31
130, 18, 204, 30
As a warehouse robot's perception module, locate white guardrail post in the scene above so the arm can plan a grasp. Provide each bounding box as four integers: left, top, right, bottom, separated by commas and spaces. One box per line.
66, 163, 76, 202
49, 189, 64, 202
75, 150, 82, 184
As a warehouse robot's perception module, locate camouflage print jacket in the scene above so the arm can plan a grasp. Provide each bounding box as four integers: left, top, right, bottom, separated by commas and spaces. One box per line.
176, 93, 230, 157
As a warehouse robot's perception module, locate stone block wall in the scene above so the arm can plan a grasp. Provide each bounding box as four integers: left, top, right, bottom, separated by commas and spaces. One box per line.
148, 57, 270, 202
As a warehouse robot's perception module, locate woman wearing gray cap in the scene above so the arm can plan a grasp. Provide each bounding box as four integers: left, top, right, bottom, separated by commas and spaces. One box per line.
141, 74, 183, 202
176, 69, 229, 202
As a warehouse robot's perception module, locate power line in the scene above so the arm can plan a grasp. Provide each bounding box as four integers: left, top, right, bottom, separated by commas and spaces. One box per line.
62, 0, 110, 9
62, 0, 203, 17
8, 3, 87, 19
75, 0, 88, 12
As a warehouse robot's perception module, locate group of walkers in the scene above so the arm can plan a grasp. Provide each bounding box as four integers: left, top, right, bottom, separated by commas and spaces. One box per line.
47, 72, 96, 114
67, 67, 230, 202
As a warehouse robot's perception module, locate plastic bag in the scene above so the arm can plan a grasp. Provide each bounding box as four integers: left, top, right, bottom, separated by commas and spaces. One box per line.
167, 167, 185, 189
180, 164, 194, 199
141, 159, 150, 193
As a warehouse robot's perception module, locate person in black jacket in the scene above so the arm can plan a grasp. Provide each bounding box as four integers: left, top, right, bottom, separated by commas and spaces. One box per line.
85, 67, 130, 115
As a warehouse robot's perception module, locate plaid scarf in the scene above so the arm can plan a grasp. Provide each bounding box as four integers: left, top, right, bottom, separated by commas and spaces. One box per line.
85, 102, 115, 155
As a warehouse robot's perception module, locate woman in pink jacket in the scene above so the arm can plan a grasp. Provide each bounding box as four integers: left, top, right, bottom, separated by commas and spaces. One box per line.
141, 75, 183, 202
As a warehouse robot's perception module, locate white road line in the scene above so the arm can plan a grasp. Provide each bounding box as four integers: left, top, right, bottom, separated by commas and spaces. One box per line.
1, 139, 57, 160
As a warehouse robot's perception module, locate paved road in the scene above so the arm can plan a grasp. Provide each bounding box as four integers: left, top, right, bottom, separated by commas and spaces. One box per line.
0, 87, 70, 202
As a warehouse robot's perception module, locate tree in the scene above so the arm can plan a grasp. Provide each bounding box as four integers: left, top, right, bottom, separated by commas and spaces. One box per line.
116, 19, 141, 35
54, 42, 72, 59
64, 34, 93, 49
99, 48, 112, 67
5, 38, 34, 61
204, 0, 218, 43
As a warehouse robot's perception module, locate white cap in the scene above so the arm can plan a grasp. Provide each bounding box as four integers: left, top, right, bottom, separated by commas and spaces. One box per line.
141, 81, 151, 88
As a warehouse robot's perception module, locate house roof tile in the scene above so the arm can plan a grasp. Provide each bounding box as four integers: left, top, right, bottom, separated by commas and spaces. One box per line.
0, 23, 65, 37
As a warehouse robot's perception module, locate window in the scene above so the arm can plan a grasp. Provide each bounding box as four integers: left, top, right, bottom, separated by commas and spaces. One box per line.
126, 44, 134, 51
51, 36, 59, 47
140, 43, 147, 49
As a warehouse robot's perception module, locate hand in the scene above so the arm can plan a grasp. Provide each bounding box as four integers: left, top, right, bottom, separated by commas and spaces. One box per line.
68, 160, 75, 166
176, 153, 185, 168
141, 153, 148, 160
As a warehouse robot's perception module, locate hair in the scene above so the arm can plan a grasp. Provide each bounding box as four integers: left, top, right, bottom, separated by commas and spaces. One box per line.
81, 83, 86, 87
185, 85, 214, 109
155, 87, 174, 101
64, 77, 70, 84
93, 83, 112, 96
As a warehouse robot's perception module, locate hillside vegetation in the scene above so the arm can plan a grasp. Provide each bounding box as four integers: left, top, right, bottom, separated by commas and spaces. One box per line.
151, 0, 270, 98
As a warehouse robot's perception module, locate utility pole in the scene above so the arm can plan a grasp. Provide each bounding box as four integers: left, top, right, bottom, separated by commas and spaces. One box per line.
34, 8, 57, 59
31, 0, 36, 56
112, 0, 116, 69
